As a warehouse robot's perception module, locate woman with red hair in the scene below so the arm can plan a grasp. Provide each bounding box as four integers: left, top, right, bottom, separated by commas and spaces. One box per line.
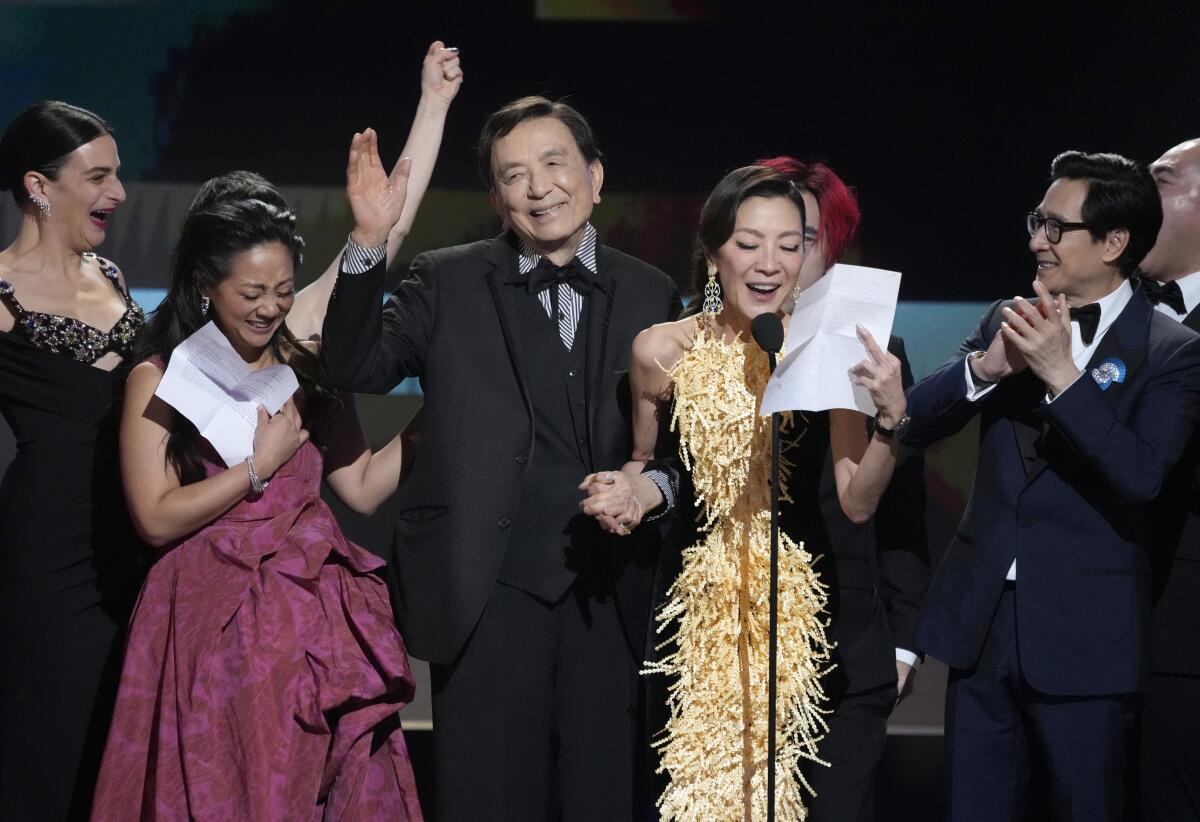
758, 156, 931, 822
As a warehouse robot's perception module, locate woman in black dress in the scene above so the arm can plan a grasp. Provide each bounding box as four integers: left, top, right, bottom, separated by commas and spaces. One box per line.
0, 102, 145, 820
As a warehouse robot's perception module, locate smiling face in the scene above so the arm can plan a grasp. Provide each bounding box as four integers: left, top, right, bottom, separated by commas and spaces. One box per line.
708, 195, 808, 330
489, 116, 603, 265
31, 135, 125, 252
1140, 139, 1200, 282
201, 242, 296, 362
1029, 177, 1125, 305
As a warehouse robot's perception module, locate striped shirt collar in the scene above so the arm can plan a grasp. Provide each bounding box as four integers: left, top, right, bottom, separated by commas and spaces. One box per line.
516, 223, 598, 276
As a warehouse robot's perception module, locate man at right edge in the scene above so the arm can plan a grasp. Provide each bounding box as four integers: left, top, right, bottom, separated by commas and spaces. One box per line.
903, 151, 1200, 820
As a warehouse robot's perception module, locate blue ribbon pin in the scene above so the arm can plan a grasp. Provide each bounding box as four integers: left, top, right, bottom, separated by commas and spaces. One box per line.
1091, 357, 1126, 391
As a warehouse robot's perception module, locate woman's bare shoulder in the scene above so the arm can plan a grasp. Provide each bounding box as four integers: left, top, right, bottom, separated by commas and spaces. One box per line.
632, 316, 698, 370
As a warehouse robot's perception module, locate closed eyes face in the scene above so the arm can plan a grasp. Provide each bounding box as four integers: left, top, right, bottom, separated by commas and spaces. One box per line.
1140, 139, 1200, 280
203, 241, 296, 361
34, 135, 126, 252
709, 195, 808, 325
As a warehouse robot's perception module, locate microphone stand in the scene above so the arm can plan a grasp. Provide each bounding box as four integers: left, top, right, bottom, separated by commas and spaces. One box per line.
752, 311, 785, 822
764, 348, 780, 822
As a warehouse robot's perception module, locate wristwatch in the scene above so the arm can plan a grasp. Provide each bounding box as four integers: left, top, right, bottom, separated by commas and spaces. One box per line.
966, 350, 996, 390
874, 413, 911, 440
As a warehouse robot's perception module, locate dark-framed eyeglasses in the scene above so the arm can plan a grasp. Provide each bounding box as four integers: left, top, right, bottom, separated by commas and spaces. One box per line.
1026, 212, 1089, 244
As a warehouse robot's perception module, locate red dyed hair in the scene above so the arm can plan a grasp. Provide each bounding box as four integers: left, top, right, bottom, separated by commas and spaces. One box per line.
757, 156, 861, 268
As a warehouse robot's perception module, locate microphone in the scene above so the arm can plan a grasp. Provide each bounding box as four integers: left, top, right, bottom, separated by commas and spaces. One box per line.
752, 313, 784, 373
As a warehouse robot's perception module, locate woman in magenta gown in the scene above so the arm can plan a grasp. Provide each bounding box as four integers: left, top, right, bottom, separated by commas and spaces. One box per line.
91, 133, 425, 819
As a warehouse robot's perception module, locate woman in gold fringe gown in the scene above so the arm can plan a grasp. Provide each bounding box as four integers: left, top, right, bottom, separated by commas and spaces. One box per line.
580, 162, 909, 821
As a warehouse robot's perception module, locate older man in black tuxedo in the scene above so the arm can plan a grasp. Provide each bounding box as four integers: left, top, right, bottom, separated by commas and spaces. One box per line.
321, 99, 680, 821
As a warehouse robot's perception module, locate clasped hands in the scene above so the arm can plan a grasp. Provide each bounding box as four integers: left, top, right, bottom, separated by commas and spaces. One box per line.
972, 280, 1080, 397
578, 465, 660, 536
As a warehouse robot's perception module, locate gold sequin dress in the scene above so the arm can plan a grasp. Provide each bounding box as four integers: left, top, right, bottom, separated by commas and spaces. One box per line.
646, 325, 832, 822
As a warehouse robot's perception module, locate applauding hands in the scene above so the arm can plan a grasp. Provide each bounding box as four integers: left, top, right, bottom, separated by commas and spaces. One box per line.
999, 280, 1080, 396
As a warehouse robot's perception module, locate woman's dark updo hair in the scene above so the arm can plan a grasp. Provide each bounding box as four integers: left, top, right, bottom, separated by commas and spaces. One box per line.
188, 170, 288, 215
683, 164, 809, 317
0, 101, 114, 206
135, 198, 327, 484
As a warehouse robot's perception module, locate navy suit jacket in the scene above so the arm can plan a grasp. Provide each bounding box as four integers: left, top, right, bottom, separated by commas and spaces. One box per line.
904, 287, 1200, 696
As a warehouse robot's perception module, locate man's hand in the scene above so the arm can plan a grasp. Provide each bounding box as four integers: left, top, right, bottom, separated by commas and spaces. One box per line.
1000, 280, 1080, 396
421, 41, 463, 108
973, 310, 1029, 384
895, 660, 916, 708
346, 129, 410, 249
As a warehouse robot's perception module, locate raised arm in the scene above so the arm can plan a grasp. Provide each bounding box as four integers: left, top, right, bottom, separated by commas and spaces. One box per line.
287, 41, 462, 340
120, 361, 309, 547
321, 128, 438, 395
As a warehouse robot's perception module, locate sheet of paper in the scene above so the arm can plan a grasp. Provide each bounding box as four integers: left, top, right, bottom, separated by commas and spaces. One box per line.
153, 321, 299, 466
760, 264, 901, 416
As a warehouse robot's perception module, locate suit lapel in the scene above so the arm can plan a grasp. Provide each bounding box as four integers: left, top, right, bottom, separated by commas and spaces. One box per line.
484, 233, 534, 424
1004, 371, 1047, 479
583, 246, 617, 471
1078, 288, 1149, 394
1184, 305, 1200, 334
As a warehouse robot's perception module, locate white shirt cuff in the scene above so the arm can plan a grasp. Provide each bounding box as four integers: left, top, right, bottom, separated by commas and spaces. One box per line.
896, 648, 920, 668
964, 357, 998, 401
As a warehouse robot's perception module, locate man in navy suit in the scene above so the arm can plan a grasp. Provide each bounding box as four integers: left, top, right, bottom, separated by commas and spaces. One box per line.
903, 151, 1200, 821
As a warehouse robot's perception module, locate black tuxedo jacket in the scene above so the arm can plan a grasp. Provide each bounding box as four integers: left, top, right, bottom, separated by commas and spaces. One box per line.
320, 232, 681, 665
905, 288, 1200, 695
1149, 303, 1200, 675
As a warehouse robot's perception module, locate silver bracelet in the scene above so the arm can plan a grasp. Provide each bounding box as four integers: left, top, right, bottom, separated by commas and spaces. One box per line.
246, 456, 269, 498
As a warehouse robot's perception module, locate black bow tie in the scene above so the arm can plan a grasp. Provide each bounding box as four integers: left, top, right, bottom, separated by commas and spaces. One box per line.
1142, 278, 1187, 315
526, 258, 594, 295
1069, 303, 1101, 345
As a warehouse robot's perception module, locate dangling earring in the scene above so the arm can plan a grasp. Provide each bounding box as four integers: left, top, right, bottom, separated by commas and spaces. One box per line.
200, 295, 211, 315
791, 279, 804, 305
30, 194, 50, 220
702, 268, 723, 315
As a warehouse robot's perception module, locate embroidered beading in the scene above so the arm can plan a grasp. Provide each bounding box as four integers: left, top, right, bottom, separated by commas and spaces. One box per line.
0, 253, 145, 363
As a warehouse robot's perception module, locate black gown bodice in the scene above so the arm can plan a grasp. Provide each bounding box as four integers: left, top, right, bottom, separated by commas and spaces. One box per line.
0, 255, 144, 595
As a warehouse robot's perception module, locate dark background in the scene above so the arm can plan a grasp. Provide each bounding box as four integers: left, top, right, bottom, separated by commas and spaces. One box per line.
3, 1, 1197, 298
